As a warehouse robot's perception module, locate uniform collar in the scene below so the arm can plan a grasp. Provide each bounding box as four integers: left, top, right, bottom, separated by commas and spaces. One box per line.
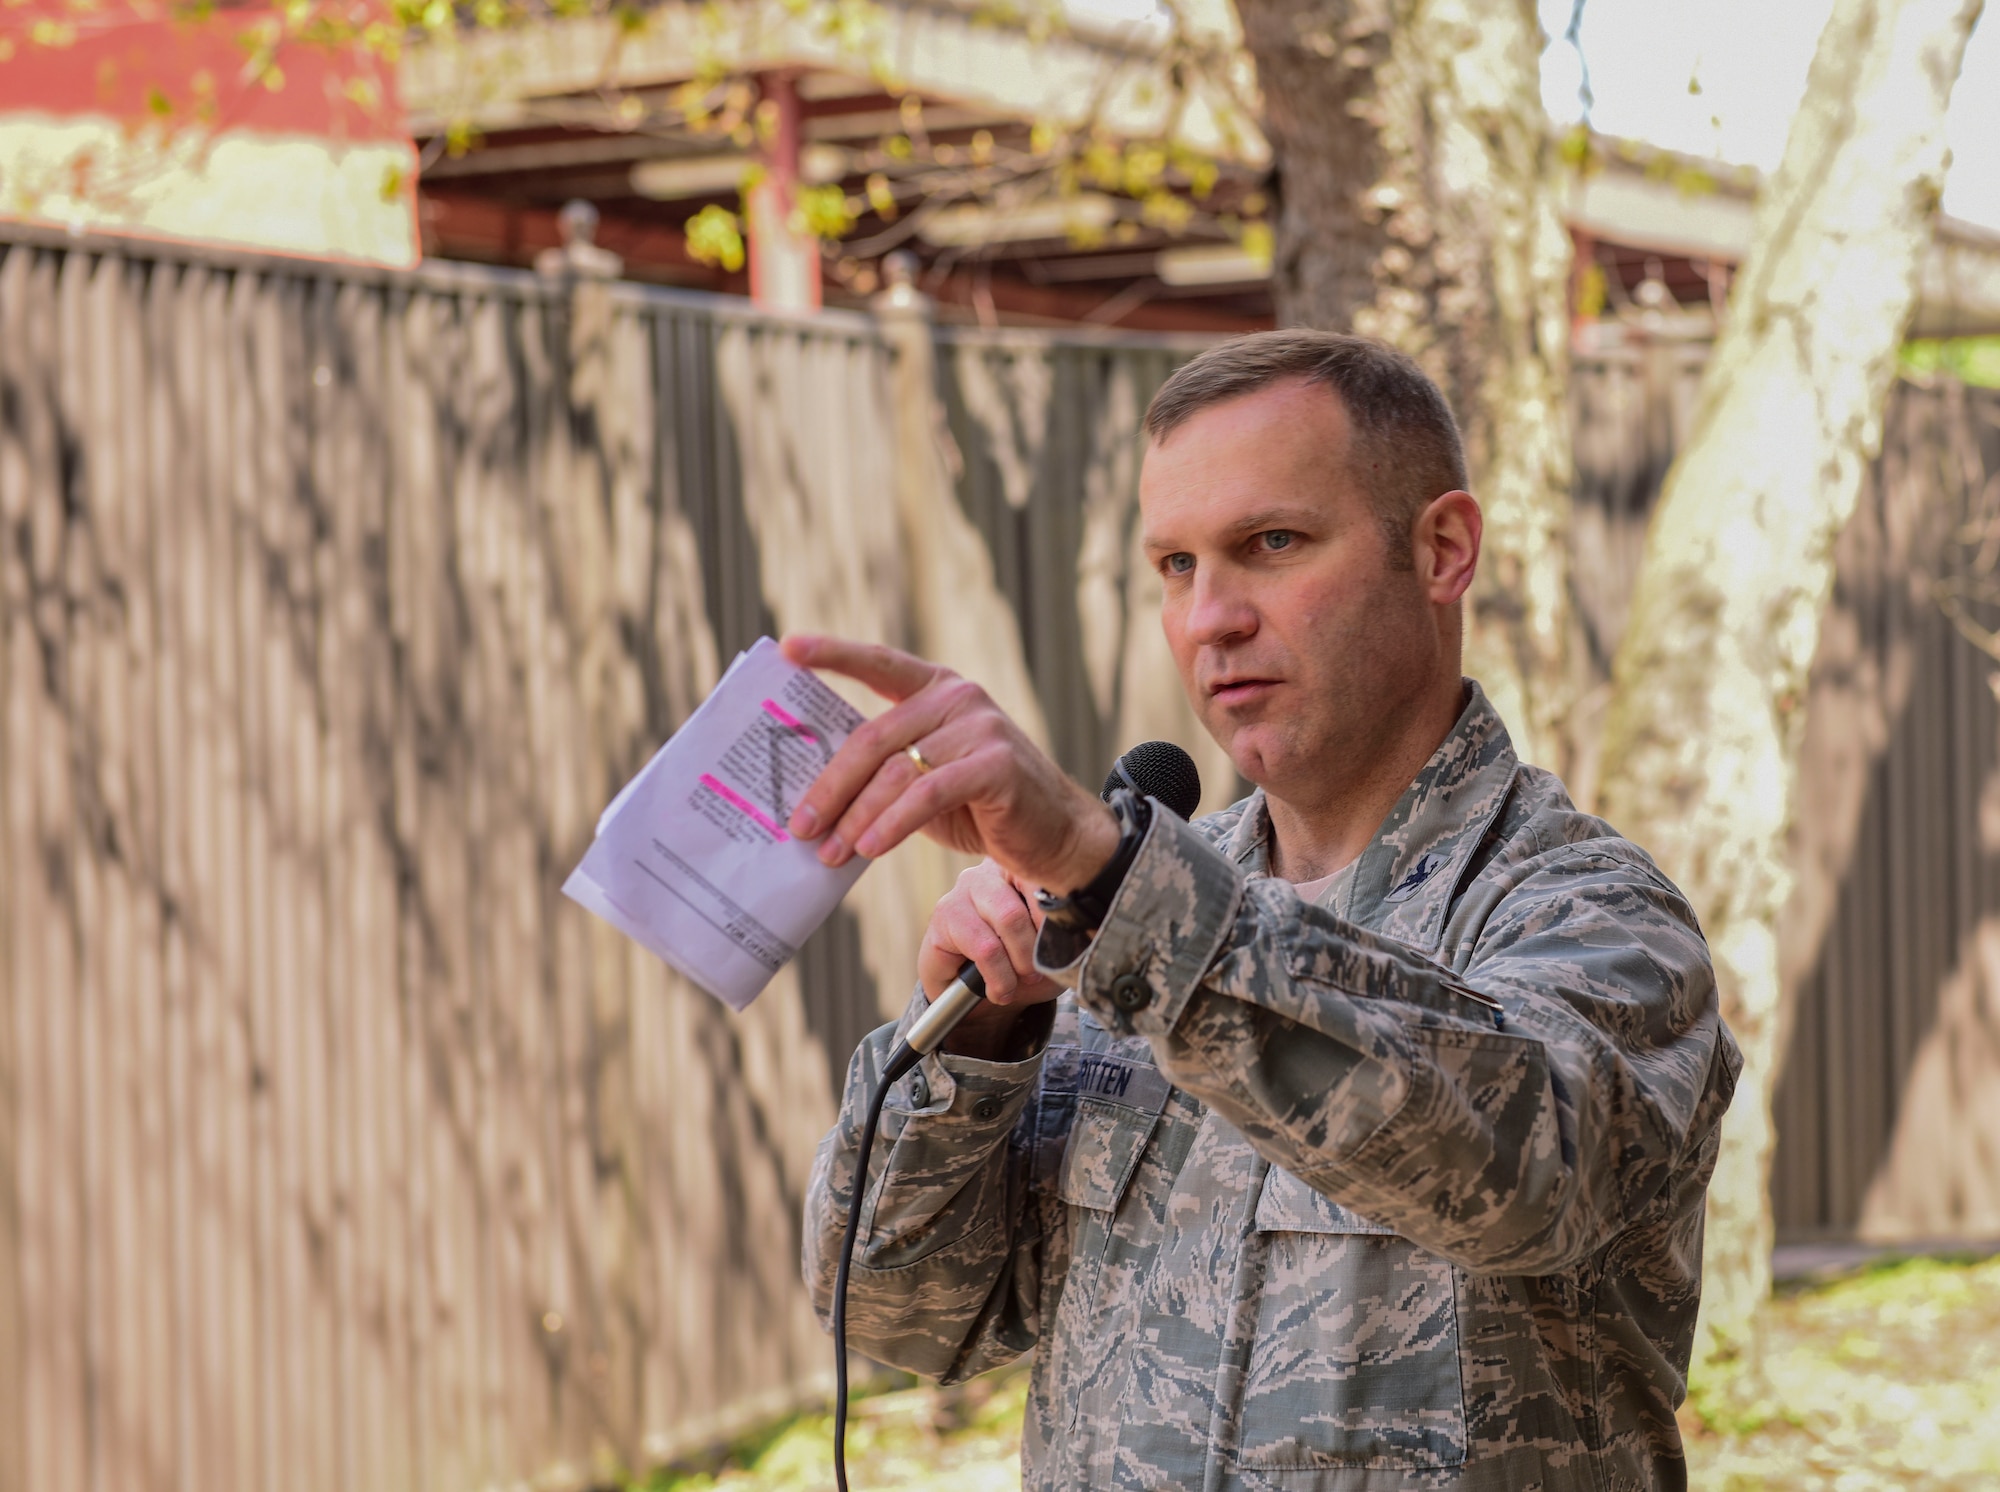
1217, 681, 1520, 954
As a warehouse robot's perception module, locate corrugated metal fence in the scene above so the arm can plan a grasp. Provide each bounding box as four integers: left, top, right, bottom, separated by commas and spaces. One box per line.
0, 226, 1230, 1492
1, 224, 1996, 1492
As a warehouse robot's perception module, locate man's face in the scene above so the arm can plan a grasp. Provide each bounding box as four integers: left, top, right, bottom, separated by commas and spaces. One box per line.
1139, 379, 1450, 804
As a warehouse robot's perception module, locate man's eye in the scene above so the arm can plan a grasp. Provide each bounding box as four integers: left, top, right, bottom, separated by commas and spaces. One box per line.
1260, 530, 1296, 552
1164, 553, 1195, 575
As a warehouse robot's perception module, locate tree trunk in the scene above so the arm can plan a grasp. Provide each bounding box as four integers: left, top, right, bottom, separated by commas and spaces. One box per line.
1593, 0, 1987, 1375
1232, 0, 1577, 771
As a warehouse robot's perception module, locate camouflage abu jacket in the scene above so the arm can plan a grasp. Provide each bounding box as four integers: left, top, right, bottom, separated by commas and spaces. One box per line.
803, 683, 1740, 1491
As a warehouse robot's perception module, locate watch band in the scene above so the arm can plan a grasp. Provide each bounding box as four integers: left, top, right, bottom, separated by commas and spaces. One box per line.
1036, 789, 1152, 933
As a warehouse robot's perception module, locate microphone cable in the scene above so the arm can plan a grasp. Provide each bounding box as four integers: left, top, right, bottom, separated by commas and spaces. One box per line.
832, 964, 985, 1492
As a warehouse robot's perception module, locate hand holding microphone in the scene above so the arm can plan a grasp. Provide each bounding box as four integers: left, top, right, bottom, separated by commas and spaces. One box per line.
903, 739, 1207, 1064
913, 861, 1062, 1060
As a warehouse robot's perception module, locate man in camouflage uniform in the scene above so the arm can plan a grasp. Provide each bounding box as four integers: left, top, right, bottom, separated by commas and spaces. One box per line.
782, 331, 1739, 1491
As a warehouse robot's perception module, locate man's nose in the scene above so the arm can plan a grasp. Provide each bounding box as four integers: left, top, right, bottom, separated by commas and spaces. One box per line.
1182, 570, 1259, 647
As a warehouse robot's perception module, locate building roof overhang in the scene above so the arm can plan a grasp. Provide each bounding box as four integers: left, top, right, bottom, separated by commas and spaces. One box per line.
401, 13, 2000, 336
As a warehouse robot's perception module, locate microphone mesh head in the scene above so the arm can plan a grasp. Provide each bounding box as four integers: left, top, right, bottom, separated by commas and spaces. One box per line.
1104, 740, 1203, 820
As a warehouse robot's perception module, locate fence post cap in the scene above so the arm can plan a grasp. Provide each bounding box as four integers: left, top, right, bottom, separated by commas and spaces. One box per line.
872, 250, 931, 318
536, 198, 623, 280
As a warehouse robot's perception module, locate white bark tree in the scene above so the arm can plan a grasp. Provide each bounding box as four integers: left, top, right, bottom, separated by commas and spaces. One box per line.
1594, 0, 1988, 1374
1231, 0, 1579, 771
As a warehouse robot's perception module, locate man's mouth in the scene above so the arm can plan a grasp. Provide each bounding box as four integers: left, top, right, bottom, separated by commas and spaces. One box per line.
1208, 677, 1280, 705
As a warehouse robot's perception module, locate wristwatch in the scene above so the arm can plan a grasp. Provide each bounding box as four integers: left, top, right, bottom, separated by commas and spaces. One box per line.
1036, 788, 1152, 934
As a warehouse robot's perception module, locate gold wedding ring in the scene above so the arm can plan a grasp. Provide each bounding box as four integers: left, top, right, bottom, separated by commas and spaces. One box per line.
904, 743, 935, 775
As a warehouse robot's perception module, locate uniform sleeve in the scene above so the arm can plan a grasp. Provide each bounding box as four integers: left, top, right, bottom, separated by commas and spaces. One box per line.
801, 987, 1066, 1382
1037, 811, 1738, 1276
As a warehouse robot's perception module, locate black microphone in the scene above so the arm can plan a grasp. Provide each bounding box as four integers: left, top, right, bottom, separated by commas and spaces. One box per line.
889, 739, 1202, 1073
832, 739, 1202, 1491
1101, 738, 1203, 819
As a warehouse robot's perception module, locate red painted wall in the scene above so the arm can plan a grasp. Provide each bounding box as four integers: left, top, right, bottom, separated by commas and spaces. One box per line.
0, 1, 405, 142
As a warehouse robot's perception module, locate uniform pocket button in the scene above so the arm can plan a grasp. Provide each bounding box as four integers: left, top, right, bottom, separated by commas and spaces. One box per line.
1110, 973, 1151, 1013
971, 1096, 1003, 1121
908, 1075, 930, 1107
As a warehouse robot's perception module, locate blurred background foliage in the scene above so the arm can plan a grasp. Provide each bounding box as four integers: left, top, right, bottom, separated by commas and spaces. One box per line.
1904, 336, 2000, 388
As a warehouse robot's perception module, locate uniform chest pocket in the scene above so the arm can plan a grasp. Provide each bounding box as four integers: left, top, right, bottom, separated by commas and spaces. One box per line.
1050, 1089, 1167, 1403
1059, 1095, 1161, 1213
1235, 1168, 1467, 1471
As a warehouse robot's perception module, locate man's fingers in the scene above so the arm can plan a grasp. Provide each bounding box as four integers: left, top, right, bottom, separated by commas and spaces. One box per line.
919, 861, 1061, 1019
916, 934, 962, 1000
845, 756, 982, 862
925, 897, 1018, 1001
819, 724, 947, 864
789, 683, 956, 845
968, 873, 1043, 1003
821, 713, 987, 864
781, 634, 941, 703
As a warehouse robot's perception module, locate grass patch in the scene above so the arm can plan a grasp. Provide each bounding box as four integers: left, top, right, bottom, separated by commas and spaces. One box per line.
1683, 1253, 2000, 1490
636, 1366, 1030, 1492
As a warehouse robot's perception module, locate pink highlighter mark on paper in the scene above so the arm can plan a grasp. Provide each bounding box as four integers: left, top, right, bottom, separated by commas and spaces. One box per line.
699, 773, 790, 840
761, 697, 816, 737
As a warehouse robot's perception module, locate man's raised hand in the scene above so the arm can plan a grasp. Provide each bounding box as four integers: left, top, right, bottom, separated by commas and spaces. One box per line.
780, 635, 1119, 895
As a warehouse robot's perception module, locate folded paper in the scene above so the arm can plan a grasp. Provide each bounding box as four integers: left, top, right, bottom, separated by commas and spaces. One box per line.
564, 637, 869, 1009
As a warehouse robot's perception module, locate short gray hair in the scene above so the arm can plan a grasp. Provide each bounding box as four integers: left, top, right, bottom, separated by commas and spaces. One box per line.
1145, 330, 1468, 567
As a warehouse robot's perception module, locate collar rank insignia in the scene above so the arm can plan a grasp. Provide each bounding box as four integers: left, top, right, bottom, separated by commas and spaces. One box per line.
1385, 853, 1442, 903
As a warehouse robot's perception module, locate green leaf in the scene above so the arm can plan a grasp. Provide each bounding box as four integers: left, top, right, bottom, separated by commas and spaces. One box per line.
685, 204, 746, 272
792, 182, 856, 241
